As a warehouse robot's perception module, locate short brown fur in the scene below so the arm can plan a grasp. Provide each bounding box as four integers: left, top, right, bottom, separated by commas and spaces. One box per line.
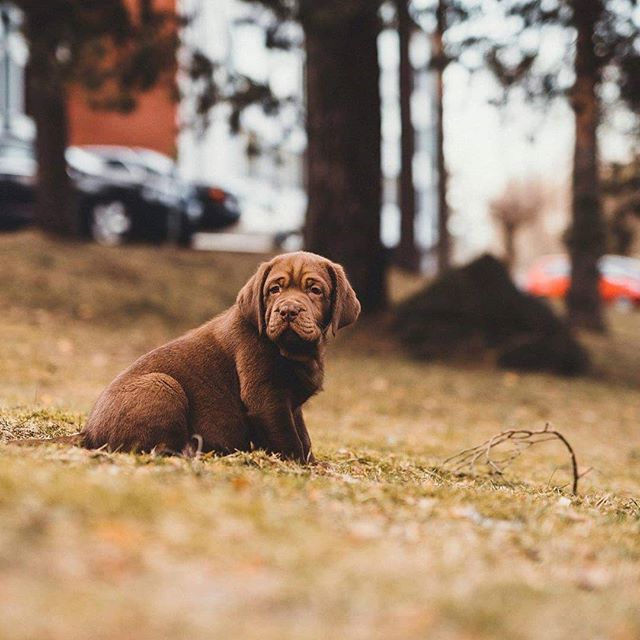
81, 252, 360, 462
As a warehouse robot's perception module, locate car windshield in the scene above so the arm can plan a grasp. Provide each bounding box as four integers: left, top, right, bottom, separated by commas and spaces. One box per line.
133, 149, 176, 177
66, 147, 107, 176
81, 146, 176, 179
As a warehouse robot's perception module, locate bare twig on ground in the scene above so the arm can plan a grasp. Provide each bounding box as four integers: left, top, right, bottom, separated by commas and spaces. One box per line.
443, 424, 588, 495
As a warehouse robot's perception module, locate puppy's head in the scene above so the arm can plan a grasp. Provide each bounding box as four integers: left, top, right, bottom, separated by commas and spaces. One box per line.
237, 252, 360, 359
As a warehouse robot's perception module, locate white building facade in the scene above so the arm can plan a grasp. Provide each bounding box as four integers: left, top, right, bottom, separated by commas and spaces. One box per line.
0, 2, 33, 140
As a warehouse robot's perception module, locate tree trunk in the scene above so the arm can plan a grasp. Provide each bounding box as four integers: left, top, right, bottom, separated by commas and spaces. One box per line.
140, 0, 154, 24
502, 222, 516, 275
28, 46, 79, 238
566, 0, 606, 331
433, 0, 450, 273
395, 0, 420, 272
302, 2, 386, 312
610, 208, 634, 256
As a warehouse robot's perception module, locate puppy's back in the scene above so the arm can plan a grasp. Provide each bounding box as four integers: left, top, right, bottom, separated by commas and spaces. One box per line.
83, 311, 243, 453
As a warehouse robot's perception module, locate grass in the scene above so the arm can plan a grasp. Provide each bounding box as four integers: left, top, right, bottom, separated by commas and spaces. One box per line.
1, 231, 639, 640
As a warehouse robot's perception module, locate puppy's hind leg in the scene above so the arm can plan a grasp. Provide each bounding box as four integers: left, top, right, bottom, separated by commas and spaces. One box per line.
84, 373, 190, 454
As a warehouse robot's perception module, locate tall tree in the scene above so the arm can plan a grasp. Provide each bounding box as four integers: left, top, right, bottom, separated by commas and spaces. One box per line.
27, 23, 78, 236
481, 0, 640, 331
565, 0, 606, 330
433, 0, 451, 273
240, 0, 387, 312
414, 0, 470, 273
395, 0, 420, 272
301, 1, 386, 311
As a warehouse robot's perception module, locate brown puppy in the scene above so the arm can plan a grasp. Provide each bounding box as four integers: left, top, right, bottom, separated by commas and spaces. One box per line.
82, 252, 360, 462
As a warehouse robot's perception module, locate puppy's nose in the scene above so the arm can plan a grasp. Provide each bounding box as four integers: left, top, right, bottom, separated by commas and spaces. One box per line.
279, 304, 301, 321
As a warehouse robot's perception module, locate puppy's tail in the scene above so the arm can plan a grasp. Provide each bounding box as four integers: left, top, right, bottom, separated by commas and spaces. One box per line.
9, 433, 86, 448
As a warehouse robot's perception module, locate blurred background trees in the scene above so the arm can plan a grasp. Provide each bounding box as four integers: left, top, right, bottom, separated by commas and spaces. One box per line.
395, 0, 420, 273
481, 0, 640, 330
3, 0, 640, 327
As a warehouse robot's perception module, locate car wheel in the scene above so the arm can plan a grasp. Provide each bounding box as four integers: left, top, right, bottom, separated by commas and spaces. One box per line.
90, 201, 132, 246
177, 222, 192, 247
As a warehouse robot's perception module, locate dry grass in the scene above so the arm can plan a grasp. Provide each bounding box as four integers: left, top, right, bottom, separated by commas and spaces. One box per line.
1, 231, 639, 640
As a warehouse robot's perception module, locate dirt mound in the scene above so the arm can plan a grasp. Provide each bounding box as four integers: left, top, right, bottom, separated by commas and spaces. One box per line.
395, 254, 589, 376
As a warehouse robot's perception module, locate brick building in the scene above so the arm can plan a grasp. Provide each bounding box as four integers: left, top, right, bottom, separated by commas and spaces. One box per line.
68, 0, 178, 157
1, 0, 177, 156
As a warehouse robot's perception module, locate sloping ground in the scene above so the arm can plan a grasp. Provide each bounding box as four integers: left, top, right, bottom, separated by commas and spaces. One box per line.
0, 231, 259, 331
1, 232, 639, 639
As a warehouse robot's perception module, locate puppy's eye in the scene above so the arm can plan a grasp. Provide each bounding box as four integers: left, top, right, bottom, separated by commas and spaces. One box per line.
269, 284, 281, 295
309, 285, 323, 296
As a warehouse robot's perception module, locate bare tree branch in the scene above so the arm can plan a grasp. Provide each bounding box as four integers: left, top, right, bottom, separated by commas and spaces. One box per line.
443, 423, 587, 495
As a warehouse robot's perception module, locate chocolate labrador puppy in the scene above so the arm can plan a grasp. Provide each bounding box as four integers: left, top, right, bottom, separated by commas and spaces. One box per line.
81, 251, 360, 462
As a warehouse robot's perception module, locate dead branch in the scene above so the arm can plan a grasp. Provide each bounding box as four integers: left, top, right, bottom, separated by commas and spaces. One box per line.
443, 424, 586, 495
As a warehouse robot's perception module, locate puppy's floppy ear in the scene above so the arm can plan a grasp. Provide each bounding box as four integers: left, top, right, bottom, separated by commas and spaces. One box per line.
236, 260, 272, 334
326, 261, 361, 335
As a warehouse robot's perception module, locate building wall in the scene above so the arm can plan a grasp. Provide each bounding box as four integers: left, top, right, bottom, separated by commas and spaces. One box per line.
68, 88, 177, 157
68, 0, 177, 157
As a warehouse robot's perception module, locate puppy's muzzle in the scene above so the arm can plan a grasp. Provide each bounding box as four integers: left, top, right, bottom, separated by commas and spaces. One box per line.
276, 302, 304, 323
268, 298, 320, 343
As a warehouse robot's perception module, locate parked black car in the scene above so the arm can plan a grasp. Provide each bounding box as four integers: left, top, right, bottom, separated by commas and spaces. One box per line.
0, 139, 240, 245
82, 145, 241, 235
0, 136, 36, 231
192, 183, 241, 231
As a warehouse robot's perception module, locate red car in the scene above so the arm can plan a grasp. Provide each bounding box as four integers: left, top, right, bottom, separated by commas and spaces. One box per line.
524, 254, 640, 305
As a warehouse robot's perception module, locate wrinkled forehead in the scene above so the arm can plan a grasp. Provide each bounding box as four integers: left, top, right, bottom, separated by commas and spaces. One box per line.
267, 253, 331, 288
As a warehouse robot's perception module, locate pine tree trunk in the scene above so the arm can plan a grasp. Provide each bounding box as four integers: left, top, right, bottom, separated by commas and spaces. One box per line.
28, 46, 79, 238
395, 0, 420, 272
503, 222, 516, 275
140, 0, 154, 23
302, 2, 386, 312
434, 0, 450, 273
566, 0, 606, 331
